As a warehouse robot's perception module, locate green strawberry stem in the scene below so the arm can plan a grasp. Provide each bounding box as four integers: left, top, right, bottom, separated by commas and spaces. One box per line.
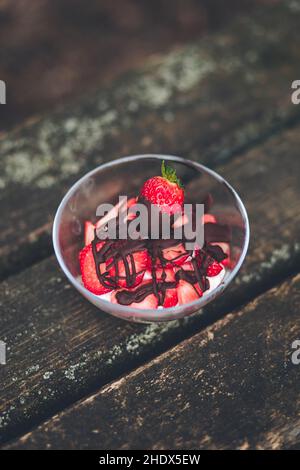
161, 160, 184, 188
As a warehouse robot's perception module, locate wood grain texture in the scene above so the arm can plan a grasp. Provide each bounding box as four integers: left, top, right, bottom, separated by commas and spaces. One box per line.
0, 0, 264, 131
6, 272, 300, 450
1, 124, 300, 444
1, 1, 300, 279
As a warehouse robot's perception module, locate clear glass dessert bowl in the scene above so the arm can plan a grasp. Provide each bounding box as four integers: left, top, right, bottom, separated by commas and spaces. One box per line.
53, 155, 249, 323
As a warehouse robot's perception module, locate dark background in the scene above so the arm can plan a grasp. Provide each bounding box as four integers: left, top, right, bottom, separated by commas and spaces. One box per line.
0, 0, 276, 133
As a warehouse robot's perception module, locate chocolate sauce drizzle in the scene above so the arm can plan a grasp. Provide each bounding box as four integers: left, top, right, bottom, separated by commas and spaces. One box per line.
91, 201, 230, 306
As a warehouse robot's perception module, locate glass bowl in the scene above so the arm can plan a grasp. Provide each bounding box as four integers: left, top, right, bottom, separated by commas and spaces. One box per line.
53, 155, 249, 323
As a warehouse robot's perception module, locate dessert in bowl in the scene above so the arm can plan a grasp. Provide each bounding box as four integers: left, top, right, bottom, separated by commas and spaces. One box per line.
53, 155, 249, 323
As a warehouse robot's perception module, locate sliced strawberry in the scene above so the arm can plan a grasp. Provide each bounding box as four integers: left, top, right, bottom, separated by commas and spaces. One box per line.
134, 267, 178, 307
162, 287, 178, 308
84, 221, 95, 246
79, 242, 112, 295
126, 197, 138, 221
95, 197, 138, 229
207, 260, 223, 277
155, 266, 174, 281
173, 212, 189, 229
155, 267, 177, 307
127, 197, 137, 208
107, 249, 149, 288
176, 280, 202, 305
143, 269, 153, 281
111, 283, 158, 309
95, 199, 124, 230
131, 292, 158, 309
203, 213, 217, 224
161, 243, 189, 267
179, 261, 193, 271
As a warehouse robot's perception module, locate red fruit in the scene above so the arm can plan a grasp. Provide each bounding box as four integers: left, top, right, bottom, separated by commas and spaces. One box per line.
111, 283, 158, 310
155, 267, 178, 307
179, 261, 193, 271
95, 197, 137, 230
162, 288, 178, 308
140, 161, 184, 214
84, 221, 95, 246
79, 243, 112, 295
203, 213, 217, 224
176, 280, 202, 305
143, 269, 153, 281
173, 212, 189, 229
127, 197, 137, 208
107, 249, 149, 288
155, 267, 176, 282
131, 292, 158, 309
161, 243, 189, 267
95, 201, 122, 230
207, 260, 223, 277
126, 197, 138, 221
137, 267, 178, 307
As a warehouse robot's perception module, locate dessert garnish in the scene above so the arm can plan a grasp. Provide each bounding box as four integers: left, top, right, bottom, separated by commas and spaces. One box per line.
140, 160, 184, 214
79, 162, 231, 309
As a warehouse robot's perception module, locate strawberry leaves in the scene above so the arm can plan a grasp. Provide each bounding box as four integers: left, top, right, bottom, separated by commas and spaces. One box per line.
161, 160, 184, 188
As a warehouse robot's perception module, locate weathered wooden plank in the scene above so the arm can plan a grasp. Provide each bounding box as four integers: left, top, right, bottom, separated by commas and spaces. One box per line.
1, 123, 300, 444
0, 0, 264, 132
1, 1, 300, 279
6, 272, 300, 450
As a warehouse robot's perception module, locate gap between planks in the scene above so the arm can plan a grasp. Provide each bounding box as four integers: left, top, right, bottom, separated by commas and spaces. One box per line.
1, 1, 300, 280
5, 272, 300, 449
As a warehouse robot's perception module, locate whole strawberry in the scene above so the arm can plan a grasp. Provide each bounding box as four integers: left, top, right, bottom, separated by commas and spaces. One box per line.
140, 161, 184, 214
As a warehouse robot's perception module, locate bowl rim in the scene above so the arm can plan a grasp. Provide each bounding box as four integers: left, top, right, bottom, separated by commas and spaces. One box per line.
53, 154, 250, 321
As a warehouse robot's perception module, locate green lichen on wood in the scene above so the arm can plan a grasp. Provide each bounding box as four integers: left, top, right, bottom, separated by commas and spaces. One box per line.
0, 0, 298, 191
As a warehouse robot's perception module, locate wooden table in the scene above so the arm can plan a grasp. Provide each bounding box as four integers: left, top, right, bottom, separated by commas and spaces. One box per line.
1, 1, 300, 450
